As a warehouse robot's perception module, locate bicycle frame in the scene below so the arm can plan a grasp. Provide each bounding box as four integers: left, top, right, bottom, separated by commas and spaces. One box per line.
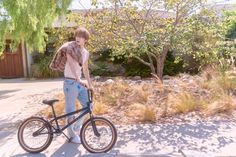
34, 89, 100, 138
50, 105, 91, 133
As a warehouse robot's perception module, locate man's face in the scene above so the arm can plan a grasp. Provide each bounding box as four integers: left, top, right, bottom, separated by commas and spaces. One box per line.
75, 36, 86, 46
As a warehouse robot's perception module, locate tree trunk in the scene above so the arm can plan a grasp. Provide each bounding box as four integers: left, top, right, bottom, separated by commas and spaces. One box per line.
155, 45, 169, 80
156, 55, 162, 79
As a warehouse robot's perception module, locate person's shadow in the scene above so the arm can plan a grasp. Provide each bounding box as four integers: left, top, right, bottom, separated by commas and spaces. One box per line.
50, 141, 81, 157
49, 142, 117, 157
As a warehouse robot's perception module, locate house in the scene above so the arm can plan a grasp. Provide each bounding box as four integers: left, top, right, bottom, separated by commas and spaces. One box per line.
206, 3, 236, 16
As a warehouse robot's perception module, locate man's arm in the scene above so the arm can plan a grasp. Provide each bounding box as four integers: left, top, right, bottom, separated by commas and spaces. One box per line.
83, 57, 92, 89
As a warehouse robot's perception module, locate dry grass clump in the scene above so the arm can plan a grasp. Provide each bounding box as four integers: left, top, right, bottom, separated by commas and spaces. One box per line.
93, 100, 108, 115
125, 85, 150, 105
174, 92, 198, 114
204, 93, 236, 116
143, 106, 156, 122
127, 103, 156, 122
216, 74, 236, 92
199, 67, 236, 116
200, 66, 236, 93
200, 65, 219, 81
97, 79, 130, 106
166, 92, 206, 115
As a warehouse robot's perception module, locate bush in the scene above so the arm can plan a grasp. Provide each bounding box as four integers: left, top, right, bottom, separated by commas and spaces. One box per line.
163, 51, 184, 76
90, 62, 123, 76
31, 55, 62, 78
124, 61, 151, 77
122, 57, 151, 77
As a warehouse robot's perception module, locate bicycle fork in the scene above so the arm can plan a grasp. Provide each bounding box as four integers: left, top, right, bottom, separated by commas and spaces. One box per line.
90, 114, 100, 137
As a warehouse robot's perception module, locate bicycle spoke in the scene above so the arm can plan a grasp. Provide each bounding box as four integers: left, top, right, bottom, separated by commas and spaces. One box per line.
21, 119, 51, 149
83, 119, 114, 150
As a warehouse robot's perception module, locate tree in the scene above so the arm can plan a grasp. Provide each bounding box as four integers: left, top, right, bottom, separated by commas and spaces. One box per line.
63, 0, 221, 79
218, 10, 236, 70
0, 0, 72, 55
173, 8, 222, 66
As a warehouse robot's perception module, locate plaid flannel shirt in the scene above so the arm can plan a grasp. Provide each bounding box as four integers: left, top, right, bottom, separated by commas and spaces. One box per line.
49, 41, 83, 72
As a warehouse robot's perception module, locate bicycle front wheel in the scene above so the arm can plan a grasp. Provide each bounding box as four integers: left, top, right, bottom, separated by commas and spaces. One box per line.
80, 117, 117, 153
17, 117, 53, 153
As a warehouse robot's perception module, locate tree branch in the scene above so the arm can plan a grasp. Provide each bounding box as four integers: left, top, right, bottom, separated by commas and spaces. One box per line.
134, 56, 151, 67
146, 52, 155, 73
118, 0, 141, 36
140, 0, 156, 35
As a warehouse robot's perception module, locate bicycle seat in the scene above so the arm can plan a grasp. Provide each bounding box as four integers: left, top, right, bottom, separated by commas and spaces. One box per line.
42, 99, 59, 106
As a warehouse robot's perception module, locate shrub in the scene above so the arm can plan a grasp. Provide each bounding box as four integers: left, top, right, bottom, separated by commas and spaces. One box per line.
163, 51, 184, 76
217, 74, 236, 93
174, 92, 198, 114
128, 103, 156, 123
31, 55, 62, 78
123, 59, 151, 77
90, 62, 121, 76
93, 101, 108, 115
204, 93, 235, 116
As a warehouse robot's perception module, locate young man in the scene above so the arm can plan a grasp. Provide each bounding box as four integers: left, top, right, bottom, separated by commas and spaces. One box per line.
50, 27, 93, 144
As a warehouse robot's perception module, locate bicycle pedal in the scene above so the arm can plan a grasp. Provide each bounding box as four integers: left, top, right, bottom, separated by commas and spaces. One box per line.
55, 133, 61, 136
68, 137, 73, 143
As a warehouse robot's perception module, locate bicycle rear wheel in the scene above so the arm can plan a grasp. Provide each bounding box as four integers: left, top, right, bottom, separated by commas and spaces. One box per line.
80, 117, 117, 153
17, 117, 53, 153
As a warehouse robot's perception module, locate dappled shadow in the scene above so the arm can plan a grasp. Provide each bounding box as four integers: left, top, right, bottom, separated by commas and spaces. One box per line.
11, 153, 46, 157
114, 118, 236, 154
81, 153, 117, 157
0, 89, 21, 100
0, 117, 23, 147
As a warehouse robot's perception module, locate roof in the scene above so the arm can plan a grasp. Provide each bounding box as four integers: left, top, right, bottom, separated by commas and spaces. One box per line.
52, 8, 175, 28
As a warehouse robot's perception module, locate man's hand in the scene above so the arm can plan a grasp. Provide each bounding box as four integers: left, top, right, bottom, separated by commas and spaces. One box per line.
79, 80, 88, 88
87, 85, 94, 91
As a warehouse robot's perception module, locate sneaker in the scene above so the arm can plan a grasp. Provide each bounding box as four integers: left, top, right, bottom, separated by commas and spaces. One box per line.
70, 135, 81, 144
73, 123, 82, 133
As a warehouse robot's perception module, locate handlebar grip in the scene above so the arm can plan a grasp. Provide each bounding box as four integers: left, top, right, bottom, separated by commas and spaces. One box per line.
87, 89, 93, 102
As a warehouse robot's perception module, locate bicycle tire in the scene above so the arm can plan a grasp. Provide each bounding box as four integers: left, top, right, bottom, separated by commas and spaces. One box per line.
17, 117, 53, 153
80, 117, 117, 153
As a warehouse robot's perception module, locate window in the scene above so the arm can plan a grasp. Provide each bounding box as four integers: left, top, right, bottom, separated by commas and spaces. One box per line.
4, 39, 12, 53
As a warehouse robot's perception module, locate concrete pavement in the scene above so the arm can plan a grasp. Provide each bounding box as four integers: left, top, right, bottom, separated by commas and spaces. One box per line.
1, 78, 236, 157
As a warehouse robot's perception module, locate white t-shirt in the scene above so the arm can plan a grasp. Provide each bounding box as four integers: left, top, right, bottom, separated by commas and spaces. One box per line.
64, 48, 89, 79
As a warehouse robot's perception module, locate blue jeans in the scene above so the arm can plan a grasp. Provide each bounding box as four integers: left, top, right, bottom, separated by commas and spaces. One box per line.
63, 79, 89, 138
